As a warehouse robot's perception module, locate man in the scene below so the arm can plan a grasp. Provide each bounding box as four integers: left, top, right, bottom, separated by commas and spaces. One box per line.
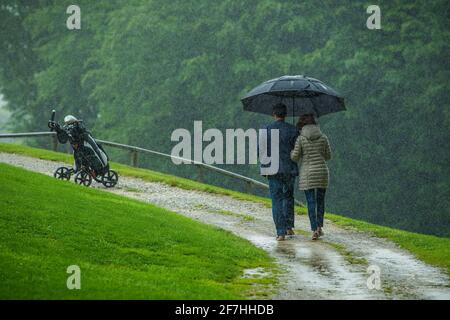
260, 103, 299, 241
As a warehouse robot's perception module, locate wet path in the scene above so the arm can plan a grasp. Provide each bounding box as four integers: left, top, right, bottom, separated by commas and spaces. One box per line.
1, 152, 449, 299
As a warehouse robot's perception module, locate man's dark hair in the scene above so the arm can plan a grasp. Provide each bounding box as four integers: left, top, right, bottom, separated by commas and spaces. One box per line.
272, 103, 287, 117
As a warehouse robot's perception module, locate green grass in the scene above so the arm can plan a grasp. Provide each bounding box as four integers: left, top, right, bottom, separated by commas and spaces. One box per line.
292, 228, 310, 237
193, 205, 256, 222
0, 163, 276, 299
326, 213, 450, 275
124, 186, 142, 193
0, 142, 449, 275
324, 241, 368, 266
215, 209, 255, 222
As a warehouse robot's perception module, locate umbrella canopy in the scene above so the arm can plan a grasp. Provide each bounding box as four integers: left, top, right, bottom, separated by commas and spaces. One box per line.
241, 75, 346, 117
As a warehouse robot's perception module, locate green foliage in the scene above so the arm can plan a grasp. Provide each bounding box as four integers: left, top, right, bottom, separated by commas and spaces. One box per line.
0, 163, 275, 299
0, 0, 449, 236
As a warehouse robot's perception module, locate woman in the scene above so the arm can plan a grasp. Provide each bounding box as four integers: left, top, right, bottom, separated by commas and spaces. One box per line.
290, 114, 331, 240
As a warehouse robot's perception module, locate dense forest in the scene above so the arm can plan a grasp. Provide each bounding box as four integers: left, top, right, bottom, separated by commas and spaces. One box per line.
0, 0, 449, 236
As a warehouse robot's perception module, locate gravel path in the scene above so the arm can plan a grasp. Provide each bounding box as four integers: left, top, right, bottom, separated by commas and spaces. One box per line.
1, 152, 449, 300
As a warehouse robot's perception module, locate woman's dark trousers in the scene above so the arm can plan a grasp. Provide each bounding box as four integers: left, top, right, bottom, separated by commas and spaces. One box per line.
304, 188, 326, 231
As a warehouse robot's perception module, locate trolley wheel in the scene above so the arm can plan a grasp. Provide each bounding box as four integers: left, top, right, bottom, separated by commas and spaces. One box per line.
74, 171, 92, 187
53, 167, 71, 180
102, 170, 118, 188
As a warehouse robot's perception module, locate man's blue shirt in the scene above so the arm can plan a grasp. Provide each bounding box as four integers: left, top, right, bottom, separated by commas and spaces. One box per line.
260, 119, 299, 176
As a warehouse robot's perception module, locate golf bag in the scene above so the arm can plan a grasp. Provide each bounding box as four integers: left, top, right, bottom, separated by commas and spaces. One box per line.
52, 120, 109, 176
48, 111, 118, 188
49, 120, 109, 177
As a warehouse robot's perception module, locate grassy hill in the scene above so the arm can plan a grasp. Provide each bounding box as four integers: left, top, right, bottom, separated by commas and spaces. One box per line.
0, 163, 276, 299
0, 142, 449, 277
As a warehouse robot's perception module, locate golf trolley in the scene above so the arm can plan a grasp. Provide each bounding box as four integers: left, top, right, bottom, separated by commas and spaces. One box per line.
53, 165, 118, 188
49, 110, 119, 188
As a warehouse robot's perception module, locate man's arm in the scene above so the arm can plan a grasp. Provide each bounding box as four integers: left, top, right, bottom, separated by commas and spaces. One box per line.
291, 127, 299, 148
290, 136, 302, 162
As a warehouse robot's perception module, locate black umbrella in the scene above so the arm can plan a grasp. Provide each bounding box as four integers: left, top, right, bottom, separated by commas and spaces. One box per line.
241, 75, 346, 118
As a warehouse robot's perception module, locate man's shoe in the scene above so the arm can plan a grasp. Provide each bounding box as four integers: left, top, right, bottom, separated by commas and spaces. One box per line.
286, 229, 295, 236
312, 231, 319, 241
276, 236, 285, 241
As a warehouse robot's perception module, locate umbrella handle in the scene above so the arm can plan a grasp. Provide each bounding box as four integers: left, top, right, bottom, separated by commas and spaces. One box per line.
292, 97, 295, 125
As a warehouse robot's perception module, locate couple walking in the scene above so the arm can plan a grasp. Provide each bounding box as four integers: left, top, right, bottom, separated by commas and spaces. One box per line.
261, 103, 331, 241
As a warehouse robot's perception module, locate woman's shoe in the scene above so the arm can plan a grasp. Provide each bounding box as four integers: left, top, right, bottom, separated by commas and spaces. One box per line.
276, 236, 285, 241
312, 231, 319, 241
318, 227, 324, 237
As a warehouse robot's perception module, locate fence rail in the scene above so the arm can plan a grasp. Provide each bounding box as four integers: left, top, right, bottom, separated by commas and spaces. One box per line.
0, 131, 303, 206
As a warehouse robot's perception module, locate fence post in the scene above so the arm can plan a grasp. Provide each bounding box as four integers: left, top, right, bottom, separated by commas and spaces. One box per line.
197, 165, 204, 183
245, 181, 252, 194
130, 150, 138, 167
51, 134, 58, 151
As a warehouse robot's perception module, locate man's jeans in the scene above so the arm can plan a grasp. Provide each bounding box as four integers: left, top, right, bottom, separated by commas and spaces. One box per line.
268, 174, 295, 236
304, 188, 326, 231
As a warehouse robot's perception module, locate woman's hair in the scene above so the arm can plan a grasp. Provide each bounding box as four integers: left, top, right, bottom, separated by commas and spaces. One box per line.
296, 114, 316, 129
